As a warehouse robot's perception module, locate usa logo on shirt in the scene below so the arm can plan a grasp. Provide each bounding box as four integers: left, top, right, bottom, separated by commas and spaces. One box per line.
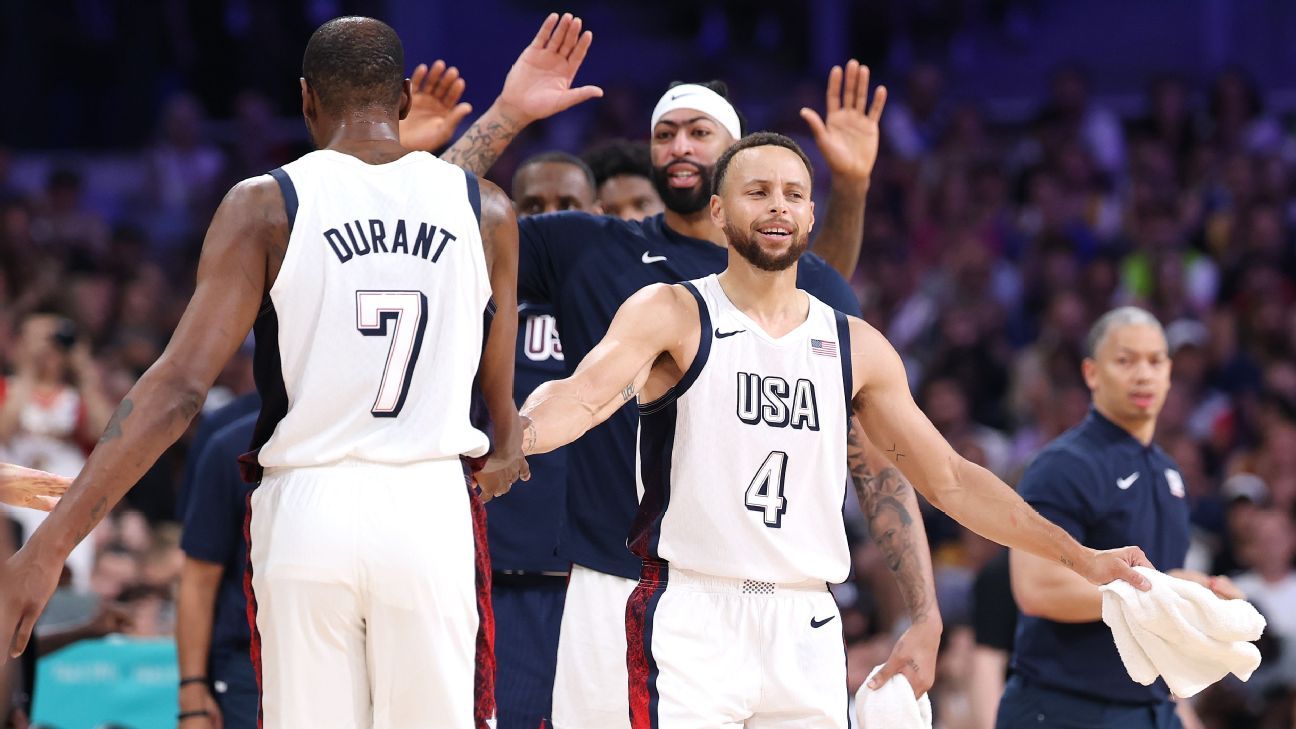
810, 339, 837, 358
1165, 469, 1185, 498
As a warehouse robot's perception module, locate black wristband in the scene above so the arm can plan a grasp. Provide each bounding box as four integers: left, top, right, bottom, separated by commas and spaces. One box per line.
179, 676, 208, 687
178, 709, 210, 721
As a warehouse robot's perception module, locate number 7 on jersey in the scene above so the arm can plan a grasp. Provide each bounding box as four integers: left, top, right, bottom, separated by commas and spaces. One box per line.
355, 290, 429, 417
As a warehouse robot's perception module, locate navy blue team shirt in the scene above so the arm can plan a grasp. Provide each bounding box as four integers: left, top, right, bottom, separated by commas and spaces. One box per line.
485, 302, 569, 572
519, 212, 861, 579
180, 412, 258, 662
1012, 408, 1191, 704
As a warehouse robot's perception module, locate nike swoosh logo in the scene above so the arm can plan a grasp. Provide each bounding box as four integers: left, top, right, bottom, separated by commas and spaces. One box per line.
1117, 472, 1140, 490
714, 328, 745, 339
810, 616, 835, 629
642, 252, 668, 263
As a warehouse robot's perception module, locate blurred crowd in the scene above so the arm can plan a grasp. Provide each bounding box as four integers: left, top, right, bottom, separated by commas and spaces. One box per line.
3, 45, 1296, 729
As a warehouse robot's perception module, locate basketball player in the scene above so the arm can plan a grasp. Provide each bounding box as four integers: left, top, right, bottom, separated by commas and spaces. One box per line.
402, 15, 921, 727
517, 132, 1153, 728
0, 17, 526, 729
583, 140, 664, 221
512, 151, 601, 217
489, 151, 598, 728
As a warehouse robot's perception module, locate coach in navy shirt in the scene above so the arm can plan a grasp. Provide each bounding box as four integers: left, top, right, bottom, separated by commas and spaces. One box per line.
176, 410, 258, 728
999, 308, 1241, 729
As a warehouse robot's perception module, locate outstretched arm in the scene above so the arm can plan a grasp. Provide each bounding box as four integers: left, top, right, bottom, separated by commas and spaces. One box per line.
521, 284, 690, 455
472, 180, 529, 500
849, 417, 940, 697
848, 319, 1153, 590
0, 464, 70, 512
431, 13, 601, 175
1, 177, 279, 657
799, 60, 886, 278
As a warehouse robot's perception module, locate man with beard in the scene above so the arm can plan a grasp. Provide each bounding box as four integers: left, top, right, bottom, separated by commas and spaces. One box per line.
516, 132, 1153, 728
404, 15, 934, 727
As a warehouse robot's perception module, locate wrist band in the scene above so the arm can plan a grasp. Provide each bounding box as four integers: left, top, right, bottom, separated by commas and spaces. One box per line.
179, 676, 208, 687
178, 710, 210, 721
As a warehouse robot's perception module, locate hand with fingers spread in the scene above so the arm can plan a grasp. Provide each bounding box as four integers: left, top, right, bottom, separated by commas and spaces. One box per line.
0, 463, 71, 512
868, 618, 940, 698
399, 60, 473, 153
495, 12, 602, 125
1077, 545, 1155, 590
800, 59, 888, 186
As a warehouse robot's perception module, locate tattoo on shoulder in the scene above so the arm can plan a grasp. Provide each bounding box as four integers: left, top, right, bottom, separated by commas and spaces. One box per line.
621, 383, 636, 402
885, 443, 906, 461
99, 398, 134, 444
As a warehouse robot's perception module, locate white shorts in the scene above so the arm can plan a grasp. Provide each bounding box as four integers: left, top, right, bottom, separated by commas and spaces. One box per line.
551, 564, 637, 729
247, 458, 492, 729
626, 562, 848, 729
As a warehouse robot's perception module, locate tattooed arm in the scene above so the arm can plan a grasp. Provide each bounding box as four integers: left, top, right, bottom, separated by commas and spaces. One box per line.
0, 177, 282, 657
520, 284, 691, 455
846, 317, 1154, 592
848, 416, 940, 696
431, 13, 601, 175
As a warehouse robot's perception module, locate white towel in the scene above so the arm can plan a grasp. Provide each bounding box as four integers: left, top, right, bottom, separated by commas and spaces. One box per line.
1099, 566, 1267, 698
854, 665, 932, 729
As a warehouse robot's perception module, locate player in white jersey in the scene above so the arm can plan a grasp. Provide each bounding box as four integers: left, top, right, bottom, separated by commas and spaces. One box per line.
518, 132, 1154, 728
0, 17, 527, 729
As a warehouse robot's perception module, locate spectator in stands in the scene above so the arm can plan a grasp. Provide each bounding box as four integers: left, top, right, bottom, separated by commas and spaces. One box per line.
1, 311, 113, 591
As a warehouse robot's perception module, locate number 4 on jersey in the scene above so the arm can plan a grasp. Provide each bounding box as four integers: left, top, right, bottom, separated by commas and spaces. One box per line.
745, 451, 789, 528
355, 290, 429, 417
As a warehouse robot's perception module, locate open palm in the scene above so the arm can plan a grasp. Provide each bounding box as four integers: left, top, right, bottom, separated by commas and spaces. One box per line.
400, 60, 472, 152
800, 59, 888, 183
497, 13, 602, 124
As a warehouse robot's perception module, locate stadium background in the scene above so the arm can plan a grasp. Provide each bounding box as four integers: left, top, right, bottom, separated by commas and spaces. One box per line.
2, 0, 1295, 727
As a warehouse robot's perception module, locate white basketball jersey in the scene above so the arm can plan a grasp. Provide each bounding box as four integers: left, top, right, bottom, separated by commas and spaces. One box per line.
630, 274, 853, 584
252, 150, 491, 468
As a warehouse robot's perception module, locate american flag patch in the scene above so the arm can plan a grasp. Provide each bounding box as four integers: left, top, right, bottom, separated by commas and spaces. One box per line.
810, 339, 837, 357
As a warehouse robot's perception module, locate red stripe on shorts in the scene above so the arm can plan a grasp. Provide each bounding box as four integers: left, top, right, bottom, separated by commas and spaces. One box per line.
241, 488, 264, 729
469, 484, 497, 728
626, 559, 667, 729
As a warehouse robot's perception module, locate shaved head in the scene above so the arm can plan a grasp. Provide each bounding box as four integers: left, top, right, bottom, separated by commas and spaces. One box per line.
303, 17, 405, 113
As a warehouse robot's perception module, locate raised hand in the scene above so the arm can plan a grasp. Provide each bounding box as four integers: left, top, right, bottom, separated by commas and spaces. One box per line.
0, 463, 71, 512
496, 12, 602, 125
799, 59, 888, 185
399, 60, 473, 153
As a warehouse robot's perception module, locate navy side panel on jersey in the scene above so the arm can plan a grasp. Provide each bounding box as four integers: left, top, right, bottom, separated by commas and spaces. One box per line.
485, 301, 569, 573
519, 212, 861, 579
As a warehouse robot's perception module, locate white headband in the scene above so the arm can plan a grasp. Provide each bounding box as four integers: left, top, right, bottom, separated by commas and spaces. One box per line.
650, 84, 742, 141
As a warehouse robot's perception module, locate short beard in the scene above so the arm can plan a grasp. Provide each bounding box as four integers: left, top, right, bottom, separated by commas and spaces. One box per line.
650, 162, 714, 215
724, 220, 807, 272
